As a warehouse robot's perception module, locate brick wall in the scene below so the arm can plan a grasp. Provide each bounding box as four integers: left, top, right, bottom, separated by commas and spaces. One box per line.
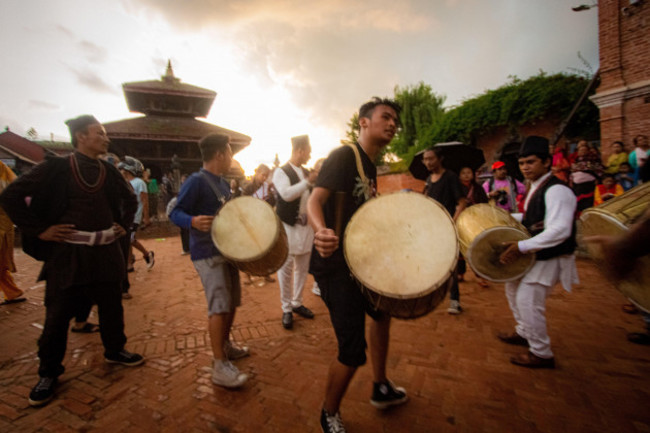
593, 0, 650, 160
377, 173, 425, 194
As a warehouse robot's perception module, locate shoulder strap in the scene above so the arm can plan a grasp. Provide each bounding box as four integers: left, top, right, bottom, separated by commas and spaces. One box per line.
344, 143, 368, 185
199, 171, 226, 205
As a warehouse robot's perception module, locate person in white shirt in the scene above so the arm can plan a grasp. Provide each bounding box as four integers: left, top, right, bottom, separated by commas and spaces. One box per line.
498, 136, 579, 369
273, 135, 319, 329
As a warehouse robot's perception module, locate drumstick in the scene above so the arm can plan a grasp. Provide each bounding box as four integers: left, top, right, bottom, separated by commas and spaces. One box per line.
334, 191, 346, 237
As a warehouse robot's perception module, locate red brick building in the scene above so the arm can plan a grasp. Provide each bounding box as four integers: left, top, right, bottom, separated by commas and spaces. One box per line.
0, 129, 52, 175
590, 0, 650, 158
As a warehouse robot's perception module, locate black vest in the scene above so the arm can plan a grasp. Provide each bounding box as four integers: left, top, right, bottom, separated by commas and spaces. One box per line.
276, 163, 308, 226
522, 174, 577, 261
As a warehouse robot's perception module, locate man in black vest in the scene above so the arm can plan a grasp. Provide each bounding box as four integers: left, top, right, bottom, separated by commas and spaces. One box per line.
272, 135, 318, 329
498, 136, 579, 369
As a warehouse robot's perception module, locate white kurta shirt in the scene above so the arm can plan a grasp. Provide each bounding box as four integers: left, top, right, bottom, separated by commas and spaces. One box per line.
272, 163, 314, 255
516, 172, 579, 292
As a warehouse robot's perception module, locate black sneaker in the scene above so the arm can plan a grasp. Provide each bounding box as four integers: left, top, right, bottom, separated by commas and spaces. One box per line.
28, 377, 57, 407
105, 350, 145, 366
370, 380, 408, 410
320, 408, 346, 433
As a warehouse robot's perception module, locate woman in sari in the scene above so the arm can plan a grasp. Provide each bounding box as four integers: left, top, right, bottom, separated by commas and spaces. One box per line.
0, 161, 24, 305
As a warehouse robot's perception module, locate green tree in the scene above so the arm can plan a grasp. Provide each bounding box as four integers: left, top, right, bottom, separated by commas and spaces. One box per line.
390, 82, 446, 156
342, 113, 359, 145
26, 127, 38, 140
419, 72, 599, 150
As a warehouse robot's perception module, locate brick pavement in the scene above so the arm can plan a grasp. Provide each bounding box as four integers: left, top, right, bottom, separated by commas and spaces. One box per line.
1, 232, 649, 432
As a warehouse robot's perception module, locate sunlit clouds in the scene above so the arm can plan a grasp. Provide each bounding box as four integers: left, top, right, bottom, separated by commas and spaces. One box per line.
0, 0, 597, 174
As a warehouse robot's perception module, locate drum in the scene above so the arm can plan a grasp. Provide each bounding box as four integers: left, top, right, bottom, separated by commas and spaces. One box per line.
211, 196, 288, 276
579, 182, 650, 312
455, 204, 535, 282
344, 192, 458, 319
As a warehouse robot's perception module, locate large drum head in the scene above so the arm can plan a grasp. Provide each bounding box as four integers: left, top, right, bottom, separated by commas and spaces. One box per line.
212, 196, 280, 262
580, 209, 650, 313
468, 226, 535, 282
579, 210, 627, 261
344, 192, 458, 300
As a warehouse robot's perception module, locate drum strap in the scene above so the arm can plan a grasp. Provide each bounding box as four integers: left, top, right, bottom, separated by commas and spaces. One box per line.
344, 143, 372, 200
345, 143, 368, 185
199, 171, 227, 207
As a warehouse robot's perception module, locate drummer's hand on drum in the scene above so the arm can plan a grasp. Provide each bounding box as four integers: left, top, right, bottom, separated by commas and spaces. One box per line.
191, 215, 215, 232
499, 241, 523, 265
583, 235, 631, 280
314, 228, 339, 258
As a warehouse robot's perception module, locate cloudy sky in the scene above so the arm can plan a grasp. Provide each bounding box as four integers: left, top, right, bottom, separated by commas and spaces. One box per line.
0, 0, 598, 174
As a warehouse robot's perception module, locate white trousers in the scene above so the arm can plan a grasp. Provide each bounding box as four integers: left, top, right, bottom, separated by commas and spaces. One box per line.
278, 252, 311, 313
504, 280, 554, 359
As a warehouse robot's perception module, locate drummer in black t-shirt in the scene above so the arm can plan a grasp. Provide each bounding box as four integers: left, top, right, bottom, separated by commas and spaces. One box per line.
307, 97, 408, 433
422, 147, 467, 315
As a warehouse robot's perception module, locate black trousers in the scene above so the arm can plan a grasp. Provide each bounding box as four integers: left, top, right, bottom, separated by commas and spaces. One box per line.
38, 281, 127, 378
119, 233, 131, 293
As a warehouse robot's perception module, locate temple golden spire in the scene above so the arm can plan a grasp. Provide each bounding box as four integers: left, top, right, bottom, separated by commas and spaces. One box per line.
162, 59, 179, 83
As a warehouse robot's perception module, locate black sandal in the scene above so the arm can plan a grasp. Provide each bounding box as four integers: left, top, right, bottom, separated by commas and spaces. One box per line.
0, 297, 26, 306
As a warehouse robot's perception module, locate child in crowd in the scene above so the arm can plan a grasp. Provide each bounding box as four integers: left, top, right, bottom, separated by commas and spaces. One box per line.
605, 141, 628, 174
617, 162, 635, 191
594, 173, 624, 206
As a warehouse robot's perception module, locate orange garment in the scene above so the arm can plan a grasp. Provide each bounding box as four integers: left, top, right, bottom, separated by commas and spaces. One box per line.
0, 161, 22, 301
594, 183, 624, 206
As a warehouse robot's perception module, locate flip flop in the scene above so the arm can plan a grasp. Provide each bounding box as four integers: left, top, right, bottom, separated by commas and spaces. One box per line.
622, 303, 639, 314
71, 323, 100, 333
0, 297, 26, 305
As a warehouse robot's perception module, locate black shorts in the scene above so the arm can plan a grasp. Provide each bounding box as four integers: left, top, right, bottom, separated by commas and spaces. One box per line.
316, 270, 386, 367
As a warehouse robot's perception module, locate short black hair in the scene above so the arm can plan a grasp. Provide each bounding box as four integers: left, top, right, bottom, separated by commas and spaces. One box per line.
291, 135, 310, 152
255, 164, 270, 173
199, 134, 230, 162
633, 135, 647, 146
601, 173, 616, 180
619, 161, 631, 168
358, 97, 402, 125
424, 146, 444, 159
65, 115, 99, 147
519, 153, 551, 164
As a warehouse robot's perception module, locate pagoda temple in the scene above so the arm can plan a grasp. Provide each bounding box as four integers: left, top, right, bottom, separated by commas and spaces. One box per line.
104, 61, 251, 179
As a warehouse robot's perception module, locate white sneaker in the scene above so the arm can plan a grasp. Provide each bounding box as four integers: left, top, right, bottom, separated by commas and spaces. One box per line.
212, 359, 248, 388
224, 341, 250, 360
312, 283, 321, 296
447, 300, 462, 315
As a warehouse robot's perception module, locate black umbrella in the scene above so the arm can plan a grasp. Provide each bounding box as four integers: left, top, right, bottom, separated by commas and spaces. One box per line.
408, 141, 486, 180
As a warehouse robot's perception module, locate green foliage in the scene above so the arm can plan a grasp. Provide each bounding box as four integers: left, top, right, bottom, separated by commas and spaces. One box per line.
342, 113, 359, 145
419, 72, 599, 152
341, 72, 599, 166
390, 82, 446, 155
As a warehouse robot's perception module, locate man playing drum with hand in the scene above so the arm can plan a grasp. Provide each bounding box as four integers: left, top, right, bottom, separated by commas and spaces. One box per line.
307, 97, 408, 433
499, 136, 579, 369
169, 134, 250, 388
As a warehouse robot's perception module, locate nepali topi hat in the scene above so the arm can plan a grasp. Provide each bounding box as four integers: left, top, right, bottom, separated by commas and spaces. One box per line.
519, 136, 550, 158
